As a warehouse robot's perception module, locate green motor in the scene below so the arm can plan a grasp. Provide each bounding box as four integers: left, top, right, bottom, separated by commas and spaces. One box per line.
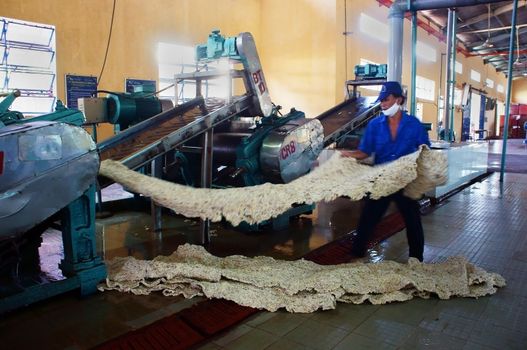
106, 92, 163, 129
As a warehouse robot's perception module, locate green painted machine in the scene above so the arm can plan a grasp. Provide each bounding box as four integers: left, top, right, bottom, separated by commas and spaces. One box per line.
0, 91, 106, 313
107, 92, 166, 129
79, 90, 173, 133
0, 90, 85, 127
354, 63, 388, 80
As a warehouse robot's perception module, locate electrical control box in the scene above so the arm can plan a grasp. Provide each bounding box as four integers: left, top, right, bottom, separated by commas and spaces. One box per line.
78, 97, 108, 123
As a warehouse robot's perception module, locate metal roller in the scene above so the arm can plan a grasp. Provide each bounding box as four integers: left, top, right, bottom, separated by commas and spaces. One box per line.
212, 132, 251, 166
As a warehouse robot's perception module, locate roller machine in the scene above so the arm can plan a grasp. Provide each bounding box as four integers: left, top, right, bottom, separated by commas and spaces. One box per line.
90, 31, 383, 231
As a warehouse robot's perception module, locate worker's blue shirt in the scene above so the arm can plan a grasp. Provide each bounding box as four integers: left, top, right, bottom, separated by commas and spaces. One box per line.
359, 111, 431, 165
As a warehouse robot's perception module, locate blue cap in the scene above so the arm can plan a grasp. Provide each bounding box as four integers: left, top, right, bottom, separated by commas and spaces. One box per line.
376, 81, 403, 102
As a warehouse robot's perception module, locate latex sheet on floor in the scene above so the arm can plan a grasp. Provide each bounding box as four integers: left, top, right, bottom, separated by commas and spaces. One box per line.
99, 244, 506, 313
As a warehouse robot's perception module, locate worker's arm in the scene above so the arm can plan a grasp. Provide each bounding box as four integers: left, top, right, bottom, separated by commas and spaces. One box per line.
340, 149, 369, 160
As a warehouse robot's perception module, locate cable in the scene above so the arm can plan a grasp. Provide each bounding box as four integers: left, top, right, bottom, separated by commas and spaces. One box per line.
142, 83, 175, 98
97, 0, 117, 86
344, 0, 348, 82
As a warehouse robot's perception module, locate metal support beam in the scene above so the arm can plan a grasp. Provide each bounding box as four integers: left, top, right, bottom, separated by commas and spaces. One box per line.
199, 128, 213, 245
484, 56, 509, 63
479, 44, 527, 54
410, 11, 417, 116
450, 11, 457, 139
469, 27, 527, 48
388, 0, 503, 82
458, 1, 526, 29
459, 23, 527, 35
150, 156, 163, 232
501, 0, 518, 183
444, 9, 454, 141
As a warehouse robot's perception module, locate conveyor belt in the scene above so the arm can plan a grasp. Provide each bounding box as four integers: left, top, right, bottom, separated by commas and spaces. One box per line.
316, 96, 380, 147
99, 101, 206, 162
98, 94, 254, 171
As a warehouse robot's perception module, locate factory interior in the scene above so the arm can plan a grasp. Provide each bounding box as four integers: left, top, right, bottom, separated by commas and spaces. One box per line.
1, 0, 527, 349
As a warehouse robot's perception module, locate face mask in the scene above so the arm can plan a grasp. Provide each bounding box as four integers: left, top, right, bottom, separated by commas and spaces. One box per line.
382, 103, 400, 117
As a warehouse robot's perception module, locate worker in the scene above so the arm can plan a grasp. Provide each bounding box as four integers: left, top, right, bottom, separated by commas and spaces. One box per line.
341, 81, 431, 262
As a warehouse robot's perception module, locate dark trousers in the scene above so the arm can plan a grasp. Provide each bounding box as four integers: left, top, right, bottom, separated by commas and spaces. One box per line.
354, 190, 424, 261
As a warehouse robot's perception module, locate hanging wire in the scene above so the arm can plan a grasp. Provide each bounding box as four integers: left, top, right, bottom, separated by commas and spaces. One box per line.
344, 0, 348, 81
517, 24, 521, 60
483, 4, 494, 48
487, 5, 492, 43
98, 0, 117, 86
514, 23, 521, 65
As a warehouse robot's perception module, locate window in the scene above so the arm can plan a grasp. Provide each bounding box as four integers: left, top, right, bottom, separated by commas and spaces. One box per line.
454, 88, 462, 106
455, 61, 463, 74
497, 84, 504, 93
157, 42, 231, 105
416, 75, 435, 101
1, 17, 56, 116
416, 41, 437, 62
470, 69, 481, 82
486, 78, 494, 89
359, 14, 389, 43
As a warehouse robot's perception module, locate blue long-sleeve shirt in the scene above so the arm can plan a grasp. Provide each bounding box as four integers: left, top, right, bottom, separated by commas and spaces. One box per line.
359, 111, 431, 165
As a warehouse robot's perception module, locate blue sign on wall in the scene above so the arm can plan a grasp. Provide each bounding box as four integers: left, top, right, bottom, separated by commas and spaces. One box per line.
65, 74, 98, 109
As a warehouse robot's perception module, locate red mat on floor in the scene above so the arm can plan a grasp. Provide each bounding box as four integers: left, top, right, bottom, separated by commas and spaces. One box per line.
93, 212, 405, 350
95, 316, 203, 350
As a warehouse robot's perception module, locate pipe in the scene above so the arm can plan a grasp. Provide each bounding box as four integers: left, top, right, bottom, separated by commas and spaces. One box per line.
388, 5, 405, 81
444, 9, 454, 141
500, 0, 518, 182
405, 0, 503, 11
410, 11, 417, 116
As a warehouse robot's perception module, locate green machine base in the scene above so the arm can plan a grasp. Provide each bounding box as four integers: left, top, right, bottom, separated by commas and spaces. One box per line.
0, 185, 107, 314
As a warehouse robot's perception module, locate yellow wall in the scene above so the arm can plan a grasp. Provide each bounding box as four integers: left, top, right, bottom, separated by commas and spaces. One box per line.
1, 0, 518, 141
258, 0, 339, 119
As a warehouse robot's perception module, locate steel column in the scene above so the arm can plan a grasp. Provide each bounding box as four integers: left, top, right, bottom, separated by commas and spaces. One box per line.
199, 128, 213, 244
410, 11, 417, 116
444, 9, 454, 141
450, 10, 457, 139
150, 156, 163, 232
500, 0, 519, 182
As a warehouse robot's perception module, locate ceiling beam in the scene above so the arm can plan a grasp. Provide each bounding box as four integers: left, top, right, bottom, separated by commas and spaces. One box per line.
467, 27, 527, 48
458, 2, 527, 29
484, 58, 506, 65
458, 23, 527, 35
473, 44, 527, 52
496, 65, 527, 72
